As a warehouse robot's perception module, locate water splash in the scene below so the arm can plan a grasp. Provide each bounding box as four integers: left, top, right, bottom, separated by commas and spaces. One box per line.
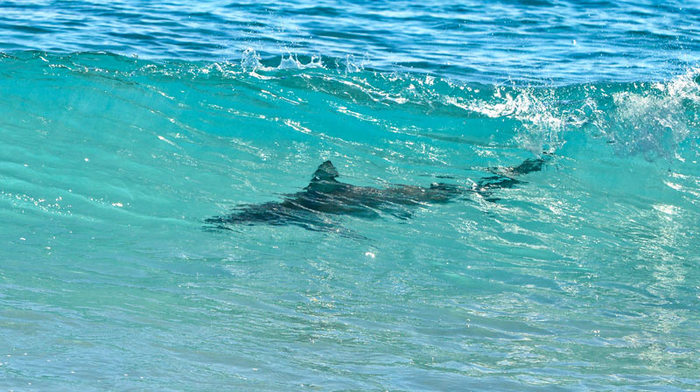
604, 69, 700, 160
240, 47, 263, 72
6, 51, 697, 162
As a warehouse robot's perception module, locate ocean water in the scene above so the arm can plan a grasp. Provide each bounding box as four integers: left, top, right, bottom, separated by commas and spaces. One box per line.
1, 1, 699, 391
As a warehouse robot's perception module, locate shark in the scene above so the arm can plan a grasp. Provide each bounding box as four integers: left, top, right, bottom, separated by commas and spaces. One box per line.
205, 156, 548, 232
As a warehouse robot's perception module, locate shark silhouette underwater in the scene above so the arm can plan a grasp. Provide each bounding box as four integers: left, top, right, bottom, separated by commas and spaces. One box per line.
205, 157, 548, 232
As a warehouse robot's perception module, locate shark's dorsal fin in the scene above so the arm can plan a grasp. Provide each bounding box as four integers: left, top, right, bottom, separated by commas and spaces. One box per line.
311, 160, 339, 182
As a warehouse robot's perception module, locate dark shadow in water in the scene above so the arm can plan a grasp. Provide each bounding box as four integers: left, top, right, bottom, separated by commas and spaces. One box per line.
205, 155, 549, 232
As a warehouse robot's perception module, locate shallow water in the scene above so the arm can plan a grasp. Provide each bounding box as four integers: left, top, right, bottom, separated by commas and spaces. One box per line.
1, 1, 700, 391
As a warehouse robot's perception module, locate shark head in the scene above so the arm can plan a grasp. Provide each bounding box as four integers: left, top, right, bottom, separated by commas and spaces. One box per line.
311, 160, 339, 182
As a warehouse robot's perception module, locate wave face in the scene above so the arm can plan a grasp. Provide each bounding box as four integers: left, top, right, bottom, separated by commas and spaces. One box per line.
1, 0, 700, 389
0, 0, 698, 82
1, 51, 698, 390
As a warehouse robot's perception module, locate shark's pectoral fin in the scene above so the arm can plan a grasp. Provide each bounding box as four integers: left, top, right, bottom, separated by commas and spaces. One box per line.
202, 223, 233, 232
389, 210, 413, 220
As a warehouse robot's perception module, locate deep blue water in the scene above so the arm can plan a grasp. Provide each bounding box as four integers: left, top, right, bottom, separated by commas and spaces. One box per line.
1, 0, 699, 82
1, 1, 699, 391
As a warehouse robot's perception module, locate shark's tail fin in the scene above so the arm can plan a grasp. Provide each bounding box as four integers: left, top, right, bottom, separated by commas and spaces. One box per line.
509, 156, 546, 175
475, 154, 552, 199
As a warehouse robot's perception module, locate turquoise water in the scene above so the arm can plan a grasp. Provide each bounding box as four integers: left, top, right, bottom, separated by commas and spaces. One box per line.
1, 2, 700, 391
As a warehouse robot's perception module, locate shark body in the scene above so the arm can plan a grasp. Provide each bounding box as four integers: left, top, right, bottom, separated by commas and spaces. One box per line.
206, 158, 546, 231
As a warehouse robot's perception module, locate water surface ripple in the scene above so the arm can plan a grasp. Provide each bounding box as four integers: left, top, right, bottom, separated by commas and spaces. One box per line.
0, 1, 699, 391
0, 0, 697, 82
